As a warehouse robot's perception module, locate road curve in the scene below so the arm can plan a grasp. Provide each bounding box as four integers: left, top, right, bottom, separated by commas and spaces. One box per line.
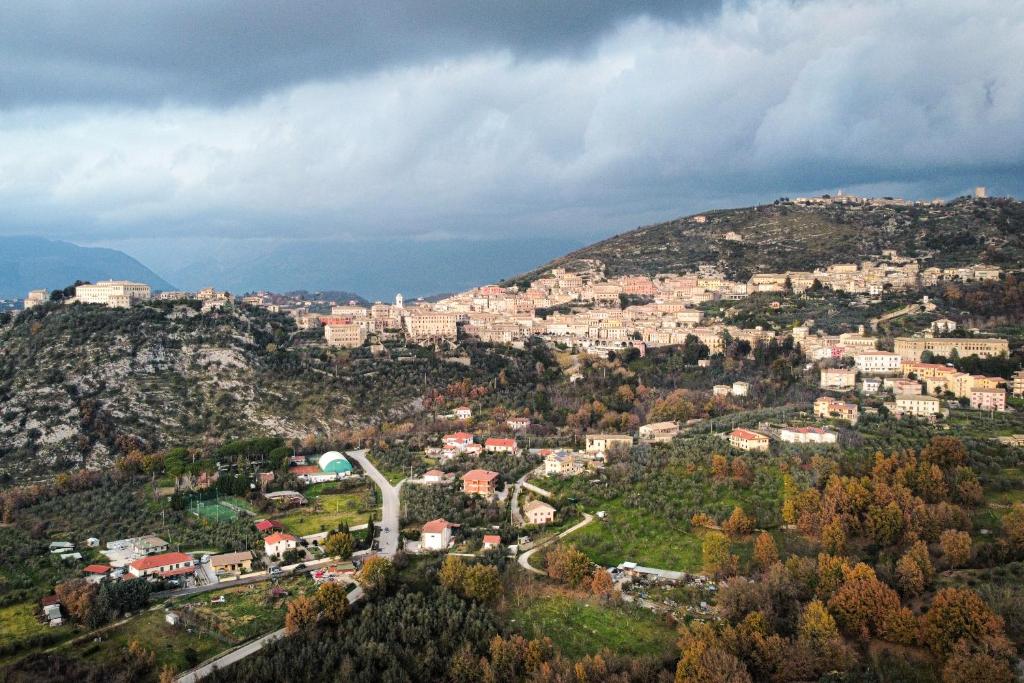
517, 513, 594, 575
346, 449, 401, 556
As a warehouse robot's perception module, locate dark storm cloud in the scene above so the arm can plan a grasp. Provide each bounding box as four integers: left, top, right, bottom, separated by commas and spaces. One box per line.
0, 1, 723, 107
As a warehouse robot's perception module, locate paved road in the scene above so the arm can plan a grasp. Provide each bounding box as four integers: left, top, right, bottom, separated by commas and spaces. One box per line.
155, 556, 339, 600
510, 467, 543, 527
347, 449, 402, 556
176, 585, 365, 682
517, 513, 594, 575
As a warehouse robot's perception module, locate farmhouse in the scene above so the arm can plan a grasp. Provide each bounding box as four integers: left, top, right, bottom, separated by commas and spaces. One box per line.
638, 421, 679, 443
209, 551, 254, 575
524, 500, 556, 525
421, 519, 459, 551
264, 532, 299, 558
585, 434, 633, 454
484, 437, 518, 454
128, 552, 195, 579
728, 428, 770, 452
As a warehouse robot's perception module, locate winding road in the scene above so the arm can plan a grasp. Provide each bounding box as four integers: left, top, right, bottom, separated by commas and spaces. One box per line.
517, 512, 594, 575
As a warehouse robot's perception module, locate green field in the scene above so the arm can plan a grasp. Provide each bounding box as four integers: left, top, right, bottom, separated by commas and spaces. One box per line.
0, 601, 60, 650
560, 501, 751, 572
277, 491, 378, 536
188, 495, 255, 522
508, 592, 677, 660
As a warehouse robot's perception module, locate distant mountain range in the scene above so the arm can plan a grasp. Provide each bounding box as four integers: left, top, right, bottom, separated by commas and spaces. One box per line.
510, 196, 1024, 284
159, 237, 584, 301
0, 236, 174, 298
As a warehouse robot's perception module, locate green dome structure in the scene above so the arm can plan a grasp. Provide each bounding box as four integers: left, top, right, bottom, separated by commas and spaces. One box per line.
318, 451, 353, 474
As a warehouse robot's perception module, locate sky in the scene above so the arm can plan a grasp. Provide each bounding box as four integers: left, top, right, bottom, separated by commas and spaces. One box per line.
1, 0, 1022, 294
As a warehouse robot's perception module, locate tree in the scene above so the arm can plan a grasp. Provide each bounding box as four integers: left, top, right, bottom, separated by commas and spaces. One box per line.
797, 599, 854, 674
589, 568, 614, 597
711, 454, 729, 481
723, 506, 755, 537
438, 555, 468, 592
357, 556, 396, 595
676, 638, 752, 683
752, 532, 779, 571
545, 545, 591, 587
461, 564, 501, 602
284, 595, 318, 634
895, 553, 925, 596
158, 665, 176, 683
54, 579, 98, 624
940, 529, 972, 568
820, 519, 846, 555
323, 530, 354, 559
1001, 503, 1024, 551
920, 588, 1010, 658
941, 641, 1015, 683
317, 582, 349, 625
702, 531, 737, 578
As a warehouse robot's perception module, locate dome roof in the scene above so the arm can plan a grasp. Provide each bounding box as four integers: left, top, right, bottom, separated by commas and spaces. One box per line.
319, 451, 352, 473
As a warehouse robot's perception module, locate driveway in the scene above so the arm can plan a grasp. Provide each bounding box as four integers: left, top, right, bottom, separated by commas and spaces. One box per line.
346, 449, 402, 556
517, 513, 594, 575
510, 467, 543, 527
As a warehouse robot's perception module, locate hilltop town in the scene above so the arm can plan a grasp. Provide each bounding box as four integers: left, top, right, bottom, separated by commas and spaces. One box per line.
2, 192, 1024, 683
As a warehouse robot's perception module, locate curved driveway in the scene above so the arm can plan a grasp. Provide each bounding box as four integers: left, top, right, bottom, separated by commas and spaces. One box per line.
517, 513, 594, 575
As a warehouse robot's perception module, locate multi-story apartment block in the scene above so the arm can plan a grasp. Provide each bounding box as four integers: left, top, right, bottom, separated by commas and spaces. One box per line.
970, 388, 1006, 412
324, 323, 367, 348
820, 368, 857, 390
403, 310, 459, 340
854, 351, 902, 375
895, 394, 944, 418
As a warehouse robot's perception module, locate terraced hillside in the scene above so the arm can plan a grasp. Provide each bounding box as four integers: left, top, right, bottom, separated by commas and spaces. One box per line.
512, 196, 1024, 282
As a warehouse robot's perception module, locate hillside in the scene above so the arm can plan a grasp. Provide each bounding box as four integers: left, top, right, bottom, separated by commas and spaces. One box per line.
0, 301, 548, 481
511, 196, 1024, 282
0, 236, 174, 298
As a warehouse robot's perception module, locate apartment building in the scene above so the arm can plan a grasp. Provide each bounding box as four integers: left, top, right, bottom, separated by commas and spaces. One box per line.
814, 397, 859, 424
970, 388, 1006, 412
854, 351, 902, 375
544, 451, 584, 476
820, 368, 857, 390
462, 469, 499, 496
778, 426, 837, 444
403, 310, 459, 340
895, 394, 944, 418
1014, 370, 1024, 397
324, 323, 367, 348
585, 434, 633, 454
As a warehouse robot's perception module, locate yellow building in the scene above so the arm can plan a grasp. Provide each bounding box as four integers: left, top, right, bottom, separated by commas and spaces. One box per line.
894, 337, 1008, 361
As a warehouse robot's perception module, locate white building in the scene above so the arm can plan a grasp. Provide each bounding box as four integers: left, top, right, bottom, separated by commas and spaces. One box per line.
263, 532, 299, 558
731, 381, 750, 397
421, 519, 458, 551
854, 351, 902, 375
820, 368, 857, 390
75, 280, 151, 307
23, 289, 48, 309
895, 394, 944, 418
778, 426, 837, 444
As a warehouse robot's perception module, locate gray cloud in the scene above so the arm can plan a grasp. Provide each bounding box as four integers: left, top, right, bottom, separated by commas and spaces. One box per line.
0, 1, 722, 107
0, 0, 1022, 282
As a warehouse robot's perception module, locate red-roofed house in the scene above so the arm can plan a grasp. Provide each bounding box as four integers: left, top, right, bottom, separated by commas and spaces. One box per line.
482, 534, 502, 550
255, 519, 283, 534
128, 552, 195, 579
728, 428, 770, 452
462, 469, 499, 496
443, 432, 474, 451
421, 518, 459, 551
484, 437, 518, 454
264, 532, 299, 558
83, 564, 111, 582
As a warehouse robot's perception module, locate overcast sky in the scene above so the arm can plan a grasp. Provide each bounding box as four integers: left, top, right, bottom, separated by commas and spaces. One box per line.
1, 0, 1022, 274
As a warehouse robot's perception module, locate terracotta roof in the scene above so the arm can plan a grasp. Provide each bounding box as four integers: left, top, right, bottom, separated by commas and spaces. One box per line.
444, 432, 474, 440
255, 519, 282, 532
482, 534, 501, 544
130, 552, 193, 571
264, 532, 298, 544
730, 428, 767, 440
485, 438, 516, 448
83, 564, 111, 574
524, 500, 555, 513
424, 469, 444, 477
462, 469, 498, 482
40, 595, 60, 606
210, 551, 253, 566
422, 518, 459, 534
